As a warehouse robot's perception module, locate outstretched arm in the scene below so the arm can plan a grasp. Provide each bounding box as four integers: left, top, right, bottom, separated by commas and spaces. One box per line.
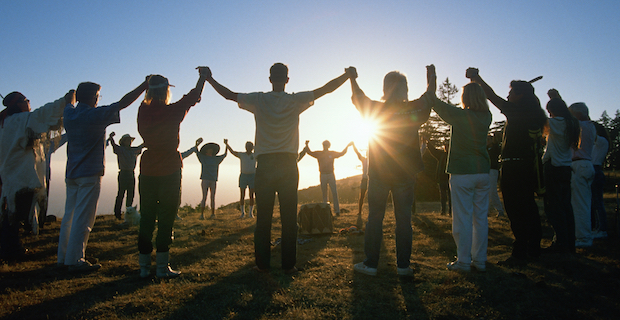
223, 139, 229, 157
204, 67, 239, 102
352, 143, 364, 162
466, 68, 506, 108
117, 78, 149, 110
108, 132, 118, 147
335, 142, 353, 158
312, 68, 352, 100
224, 140, 240, 157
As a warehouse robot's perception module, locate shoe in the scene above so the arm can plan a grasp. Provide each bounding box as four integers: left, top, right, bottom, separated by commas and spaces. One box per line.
139, 253, 151, 278
497, 256, 527, 267
68, 260, 101, 273
496, 212, 506, 218
446, 261, 471, 272
354, 262, 377, 276
575, 239, 593, 248
175, 214, 183, 221
471, 261, 486, 272
592, 230, 608, 239
209, 214, 216, 219
156, 252, 180, 278
199, 215, 205, 220
397, 267, 413, 276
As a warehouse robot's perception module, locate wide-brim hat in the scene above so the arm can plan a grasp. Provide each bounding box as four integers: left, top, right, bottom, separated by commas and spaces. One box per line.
200, 142, 220, 155
119, 134, 135, 145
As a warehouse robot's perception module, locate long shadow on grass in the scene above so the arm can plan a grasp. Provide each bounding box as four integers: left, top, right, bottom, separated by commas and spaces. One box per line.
0, 273, 151, 320
345, 229, 429, 318
162, 263, 294, 320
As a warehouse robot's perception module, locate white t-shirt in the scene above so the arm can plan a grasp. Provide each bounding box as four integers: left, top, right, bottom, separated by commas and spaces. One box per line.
591, 136, 608, 166
572, 120, 596, 161
238, 91, 314, 156
237, 152, 257, 174
542, 117, 572, 167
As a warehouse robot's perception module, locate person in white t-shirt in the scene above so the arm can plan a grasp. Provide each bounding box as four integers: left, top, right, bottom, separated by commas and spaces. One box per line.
204, 63, 354, 273
225, 140, 257, 218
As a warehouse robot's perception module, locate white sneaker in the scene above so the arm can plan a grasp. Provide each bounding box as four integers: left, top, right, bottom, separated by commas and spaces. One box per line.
354, 262, 377, 276
397, 267, 413, 276
446, 261, 471, 272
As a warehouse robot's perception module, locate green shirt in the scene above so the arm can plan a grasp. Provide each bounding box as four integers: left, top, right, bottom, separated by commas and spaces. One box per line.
430, 97, 491, 174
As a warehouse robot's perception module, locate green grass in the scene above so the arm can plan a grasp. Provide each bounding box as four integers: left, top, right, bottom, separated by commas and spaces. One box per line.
1, 199, 620, 319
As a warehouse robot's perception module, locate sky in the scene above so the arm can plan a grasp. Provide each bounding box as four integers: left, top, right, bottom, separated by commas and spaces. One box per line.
1, 1, 619, 218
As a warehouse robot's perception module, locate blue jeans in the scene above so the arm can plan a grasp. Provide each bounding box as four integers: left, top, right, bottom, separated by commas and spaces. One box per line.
364, 177, 414, 269
254, 153, 298, 270
138, 170, 181, 253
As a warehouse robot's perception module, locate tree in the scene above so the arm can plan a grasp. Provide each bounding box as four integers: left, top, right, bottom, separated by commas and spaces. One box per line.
596, 109, 619, 170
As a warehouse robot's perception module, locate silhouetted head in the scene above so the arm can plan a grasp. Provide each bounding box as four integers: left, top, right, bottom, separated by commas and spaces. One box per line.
382, 71, 408, 103
322, 140, 331, 150
76, 82, 101, 107
119, 134, 135, 147
269, 63, 289, 84
546, 98, 570, 118
568, 102, 590, 121
2, 92, 30, 115
245, 141, 254, 153
461, 83, 488, 112
200, 143, 220, 156
145, 75, 172, 105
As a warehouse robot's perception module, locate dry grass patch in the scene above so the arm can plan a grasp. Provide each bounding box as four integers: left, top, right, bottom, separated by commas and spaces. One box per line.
1, 201, 619, 319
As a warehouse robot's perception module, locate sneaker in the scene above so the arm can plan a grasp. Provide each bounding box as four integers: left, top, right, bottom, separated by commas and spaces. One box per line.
446, 261, 471, 272
470, 261, 486, 272
575, 239, 593, 248
397, 267, 413, 276
68, 260, 101, 273
175, 214, 183, 221
496, 212, 506, 218
592, 230, 608, 239
354, 262, 377, 276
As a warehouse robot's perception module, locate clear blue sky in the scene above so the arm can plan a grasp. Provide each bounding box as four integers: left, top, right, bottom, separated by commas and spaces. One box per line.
2, 1, 619, 217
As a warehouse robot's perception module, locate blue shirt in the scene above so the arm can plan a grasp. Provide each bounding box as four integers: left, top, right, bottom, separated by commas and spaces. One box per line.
64, 102, 121, 179
196, 152, 226, 181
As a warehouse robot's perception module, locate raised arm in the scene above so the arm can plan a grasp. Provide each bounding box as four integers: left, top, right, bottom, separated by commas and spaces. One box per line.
335, 142, 353, 158
347, 67, 375, 116
117, 78, 149, 110
222, 139, 229, 157
304, 141, 319, 158
108, 132, 118, 148
224, 139, 240, 157
204, 67, 239, 102
351, 142, 364, 162
312, 68, 352, 100
466, 68, 506, 108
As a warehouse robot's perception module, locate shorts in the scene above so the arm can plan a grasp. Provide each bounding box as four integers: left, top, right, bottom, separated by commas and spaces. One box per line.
239, 173, 255, 189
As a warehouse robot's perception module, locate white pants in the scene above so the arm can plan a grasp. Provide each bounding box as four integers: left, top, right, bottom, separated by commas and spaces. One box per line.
571, 160, 595, 242
57, 175, 102, 265
320, 172, 340, 213
488, 169, 504, 214
450, 173, 490, 264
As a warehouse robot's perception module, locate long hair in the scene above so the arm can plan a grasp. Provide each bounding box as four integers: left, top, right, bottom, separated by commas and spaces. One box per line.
546, 98, 580, 149
510, 80, 546, 127
382, 71, 408, 104
461, 83, 489, 112
144, 75, 171, 105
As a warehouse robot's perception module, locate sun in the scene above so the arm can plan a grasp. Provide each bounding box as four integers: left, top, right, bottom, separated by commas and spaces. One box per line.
351, 118, 378, 150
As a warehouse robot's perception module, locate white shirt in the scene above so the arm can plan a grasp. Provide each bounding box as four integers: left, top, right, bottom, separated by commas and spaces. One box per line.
237, 152, 257, 174
238, 91, 314, 156
572, 120, 596, 161
542, 117, 572, 167
591, 136, 608, 166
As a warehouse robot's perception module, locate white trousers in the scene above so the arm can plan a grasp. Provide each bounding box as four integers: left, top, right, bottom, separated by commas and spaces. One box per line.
450, 173, 490, 264
488, 169, 504, 214
57, 175, 102, 265
571, 160, 595, 241
320, 172, 340, 213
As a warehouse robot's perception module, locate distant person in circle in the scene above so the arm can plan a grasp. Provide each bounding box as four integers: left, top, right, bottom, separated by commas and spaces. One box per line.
225, 140, 256, 218
303, 140, 352, 216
